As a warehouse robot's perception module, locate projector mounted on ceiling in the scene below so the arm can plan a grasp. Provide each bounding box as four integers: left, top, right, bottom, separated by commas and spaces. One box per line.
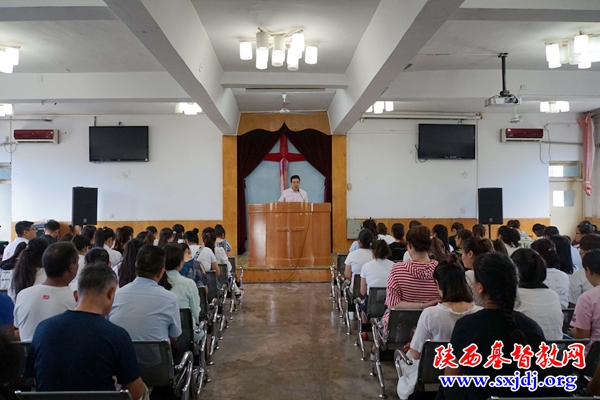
485, 53, 521, 107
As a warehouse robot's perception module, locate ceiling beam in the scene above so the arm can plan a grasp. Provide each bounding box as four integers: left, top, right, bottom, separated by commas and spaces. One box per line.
0, 6, 116, 21
451, 8, 600, 22
221, 72, 347, 89
328, 0, 466, 134
460, 0, 600, 11
104, 0, 239, 135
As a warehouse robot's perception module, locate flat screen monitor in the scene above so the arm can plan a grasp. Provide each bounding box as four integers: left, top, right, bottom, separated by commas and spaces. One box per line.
89, 126, 149, 162
418, 124, 476, 160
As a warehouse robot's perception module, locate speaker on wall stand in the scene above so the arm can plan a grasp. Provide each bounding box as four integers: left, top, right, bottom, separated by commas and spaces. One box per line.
72, 187, 98, 227
478, 187, 503, 239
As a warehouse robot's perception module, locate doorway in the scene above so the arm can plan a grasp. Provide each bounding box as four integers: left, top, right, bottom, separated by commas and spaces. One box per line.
549, 163, 583, 239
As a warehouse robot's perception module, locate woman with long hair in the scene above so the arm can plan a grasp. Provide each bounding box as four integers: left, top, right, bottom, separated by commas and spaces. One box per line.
344, 230, 375, 280
531, 239, 570, 308
496, 225, 520, 256
94, 227, 122, 267
429, 237, 449, 263
157, 228, 174, 249
388, 223, 407, 261
472, 224, 487, 239
9, 238, 49, 301
548, 234, 574, 275
113, 226, 134, 254
215, 224, 232, 254
461, 237, 494, 306
432, 224, 452, 254
173, 224, 185, 244
184, 228, 220, 277
115, 239, 144, 288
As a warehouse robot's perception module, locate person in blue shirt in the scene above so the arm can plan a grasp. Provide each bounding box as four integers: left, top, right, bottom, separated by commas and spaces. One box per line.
25, 261, 146, 399
0, 291, 14, 335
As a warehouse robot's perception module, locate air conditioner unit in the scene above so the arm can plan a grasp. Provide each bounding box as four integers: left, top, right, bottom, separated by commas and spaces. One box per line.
13, 129, 59, 144
501, 128, 543, 142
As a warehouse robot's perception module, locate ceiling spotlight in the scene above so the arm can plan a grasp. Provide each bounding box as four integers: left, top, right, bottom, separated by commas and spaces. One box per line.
240, 41, 252, 60
305, 46, 318, 65
240, 28, 317, 71
256, 48, 269, 70
272, 35, 285, 67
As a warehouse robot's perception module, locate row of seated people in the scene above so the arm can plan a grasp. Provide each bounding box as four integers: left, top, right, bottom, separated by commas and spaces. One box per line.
0, 221, 242, 399
336, 218, 600, 399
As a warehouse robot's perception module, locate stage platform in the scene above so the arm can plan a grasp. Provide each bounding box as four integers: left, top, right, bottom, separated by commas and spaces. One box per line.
236, 254, 333, 283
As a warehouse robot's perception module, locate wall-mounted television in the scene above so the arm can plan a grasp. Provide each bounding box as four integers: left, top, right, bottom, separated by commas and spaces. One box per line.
418, 124, 476, 160
89, 126, 149, 162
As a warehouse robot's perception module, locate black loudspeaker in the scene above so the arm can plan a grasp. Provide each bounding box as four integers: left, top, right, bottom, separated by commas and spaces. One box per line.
478, 188, 503, 224
72, 187, 98, 226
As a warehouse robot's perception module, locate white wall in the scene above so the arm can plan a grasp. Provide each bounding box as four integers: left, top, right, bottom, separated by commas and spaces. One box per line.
0, 114, 223, 223
347, 113, 582, 219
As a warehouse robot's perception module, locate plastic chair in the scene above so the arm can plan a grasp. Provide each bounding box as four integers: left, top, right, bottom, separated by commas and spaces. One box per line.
356, 287, 386, 360
395, 340, 446, 395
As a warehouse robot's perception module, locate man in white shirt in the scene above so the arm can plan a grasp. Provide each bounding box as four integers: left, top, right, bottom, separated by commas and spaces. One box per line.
278, 175, 308, 203
14, 242, 78, 341
2, 221, 37, 261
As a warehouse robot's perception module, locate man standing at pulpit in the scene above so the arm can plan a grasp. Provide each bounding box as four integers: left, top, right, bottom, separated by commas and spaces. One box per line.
278, 175, 308, 203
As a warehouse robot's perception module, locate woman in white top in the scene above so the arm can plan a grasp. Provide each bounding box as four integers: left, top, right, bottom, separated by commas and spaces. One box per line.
531, 239, 570, 308
94, 227, 123, 269
397, 254, 481, 400
344, 230, 375, 280
461, 237, 494, 307
570, 234, 600, 306
349, 218, 377, 253
360, 240, 394, 296
8, 237, 49, 302
511, 248, 563, 340
497, 225, 520, 256
376, 223, 395, 245
210, 227, 243, 298
184, 228, 220, 277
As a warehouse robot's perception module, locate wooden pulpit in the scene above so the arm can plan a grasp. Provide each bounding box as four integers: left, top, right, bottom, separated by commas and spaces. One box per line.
248, 202, 331, 267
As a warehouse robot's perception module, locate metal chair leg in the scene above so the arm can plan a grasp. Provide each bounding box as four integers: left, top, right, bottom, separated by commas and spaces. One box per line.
229, 296, 235, 320
208, 335, 215, 365
375, 357, 387, 399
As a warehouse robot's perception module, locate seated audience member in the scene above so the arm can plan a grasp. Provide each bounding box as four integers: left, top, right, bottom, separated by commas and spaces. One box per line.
136, 230, 155, 247
164, 243, 202, 341
570, 234, 600, 307
14, 242, 78, 341
443, 253, 545, 400
81, 225, 97, 244
25, 261, 147, 399
208, 227, 243, 298
215, 224, 232, 254
360, 239, 394, 297
532, 223, 547, 240
545, 225, 582, 270
376, 223, 395, 245
2, 221, 36, 261
59, 225, 74, 243
448, 222, 464, 252
0, 242, 27, 291
409, 220, 421, 229
349, 218, 377, 253
433, 224, 453, 254
108, 245, 182, 341
68, 234, 90, 291
531, 239, 570, 308
39, 220, 60, 244
454, 229, 473, 255
173, 224, 185, 244
472, 224, 487, 239
94, 227, 122, 268
462, 237, 494, 306
397, 254, 481, 400
574, 220, 599, 247
185, 228, 220, 277
146, 226, 159, 246
382, 225, 439, 335
548, 234, 575, 275
388, 223, 407, 261
9, 238, 50, 302
571, 250, 600, 347
344, 229, 375, 280
157, 227, 173, 249
179, 243, 207, 291
497, 225, 520, 256
113, 226, 134, 254
115, 239, 144, 288
507, 219, 533, 248
429, 237, 449, 263
0, 291, 14, 335
85, 247, 111, 266
512, 249, 563, 340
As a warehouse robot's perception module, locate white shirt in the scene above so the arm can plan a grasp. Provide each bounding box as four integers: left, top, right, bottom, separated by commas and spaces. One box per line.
571, 246, 583, 270
189, 245, 217, 271
165, 270, 201, 327
344, 248, 373, 278
278, 188, 308, 203
569, 268, 594, 305
13, 284, 77, 341
214, 246, 232, 275
360, 259, 393, 293
544, 268, 570, 308
2, 237, 28, 261
104, 245, 122, 268
0, 269, 13, 291
378, 234, 395, 245
9, 268, 46, 303
68, 255, 86, 291
403, 250, 411, 262
515, 287, 563, 340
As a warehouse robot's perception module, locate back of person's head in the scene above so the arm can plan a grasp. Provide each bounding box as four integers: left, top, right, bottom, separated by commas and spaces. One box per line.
532, 223, 547, 237
457, 229, 474, 242
77, 261, 117, 304
215, 224, 226, 238
577, 220, 598, 235
71, 234, 90, 252
157, 227, 173, 248
202, 227, 217, 251
376, 223, 388, 236
493, 239, 509, 255
183, 229, 200, 244
135, 245, 165, 279
15, 220, 34, 237
544, 226, 560, 237
118, 239, 144, 287
451, 222, 464, 233
59, 233, 74, 242
430, 237, 448, 262
463, 237, 494, 257
580, 234, 600, 252
358, 229, 374, 249
113, 226, 133, 252
81, 225, 97, 243
135, 231, 147, 242
531, 239, 560, 269
507, 219, 521, 230
146, 226, 158, 235
511, 248, 546, 286
371, 239, 391, 260
498, 225, 520, 247
44, 219, 60, 233
12, 237, 50, 298
432, 224, 450, 252
84, 247, 110, 265
473, 252, 527, 344
583, 250, 600, 275
179, 242, 190, 253
142, 229, 155, 246
391, 223, 405, 241
164, 243, 184, 271
406, 225, 432, 253
42, 242, 78, 278
361, 218, 377, 235
548, 235, 574, 274
472, 224, 486, 238
434, 253, 472, 303
409, 220, 422, 229
172, 224, 185, 243
94, 227, 115, 248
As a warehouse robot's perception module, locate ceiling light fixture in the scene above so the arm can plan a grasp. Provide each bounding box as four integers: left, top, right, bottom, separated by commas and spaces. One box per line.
239, 28, 318, 71
540, 101, 569, 113
545, 32, 600, 69
0, 46, 19, 74
0, 103, 13, 117
175, 102, 202, 115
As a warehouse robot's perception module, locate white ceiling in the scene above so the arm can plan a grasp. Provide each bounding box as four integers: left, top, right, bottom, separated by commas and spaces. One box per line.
388, 99, 600, 114
233, 89, 335, 112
